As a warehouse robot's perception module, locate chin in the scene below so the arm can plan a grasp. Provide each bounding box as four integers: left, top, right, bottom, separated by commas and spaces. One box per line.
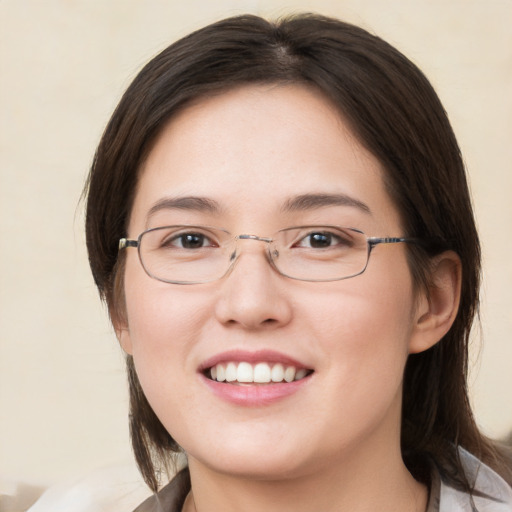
186, 434, 314, 481
202, 454, 310, 481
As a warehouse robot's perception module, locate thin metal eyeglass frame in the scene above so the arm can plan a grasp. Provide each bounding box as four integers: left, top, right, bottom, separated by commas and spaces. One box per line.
118, 225, 419, 284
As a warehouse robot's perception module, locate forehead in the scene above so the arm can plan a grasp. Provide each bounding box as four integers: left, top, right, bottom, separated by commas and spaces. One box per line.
129, 84, 401, 233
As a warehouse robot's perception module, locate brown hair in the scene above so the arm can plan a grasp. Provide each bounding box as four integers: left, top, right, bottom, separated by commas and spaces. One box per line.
85, 13, 511, 492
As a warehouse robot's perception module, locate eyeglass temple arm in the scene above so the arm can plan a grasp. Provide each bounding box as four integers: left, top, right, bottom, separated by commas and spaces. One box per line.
367, 236, 419, 250
119, 238, 139, 250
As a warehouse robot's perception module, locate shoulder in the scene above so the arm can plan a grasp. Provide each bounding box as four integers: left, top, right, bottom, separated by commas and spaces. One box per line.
27, 464, 151, 512
438, 448, 512, 511
132, 468, 190, 512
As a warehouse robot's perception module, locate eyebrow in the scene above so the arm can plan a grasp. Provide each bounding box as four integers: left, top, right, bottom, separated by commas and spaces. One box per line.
146, 196, 222, 221
146, 192, 371, 222
281, 193, 371, 214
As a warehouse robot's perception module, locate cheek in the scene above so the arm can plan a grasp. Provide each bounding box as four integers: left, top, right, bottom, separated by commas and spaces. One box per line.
309, 264, 416, 389
121, 258, 211, 394
123, 252, 209, 340
124, 289, 209, 432
310, 270, 415, 345
300, 284, 414, 446
126, 290, 202, 347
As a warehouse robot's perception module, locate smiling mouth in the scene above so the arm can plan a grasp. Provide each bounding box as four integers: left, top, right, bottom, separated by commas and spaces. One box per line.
205, 362, 314, 384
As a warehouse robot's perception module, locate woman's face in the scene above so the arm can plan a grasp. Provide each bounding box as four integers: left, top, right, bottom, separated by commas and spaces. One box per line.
119, 84, 428, 480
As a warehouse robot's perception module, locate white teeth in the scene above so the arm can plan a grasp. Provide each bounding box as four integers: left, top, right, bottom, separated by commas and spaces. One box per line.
271, 363, 284, 382
226, 362, 237, 382
209, 362, 310, 384
254, 362, 271, 383
284, 366, 296, 382
295, 368, 307, 381
237, 362, 253, 383
216, 364, 226, 382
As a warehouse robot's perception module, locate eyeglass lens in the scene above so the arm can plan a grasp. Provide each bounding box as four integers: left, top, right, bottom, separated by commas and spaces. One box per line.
137, 225, 370, 284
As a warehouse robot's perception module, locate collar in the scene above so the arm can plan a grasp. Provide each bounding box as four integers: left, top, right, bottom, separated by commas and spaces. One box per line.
429, 448, 512, 512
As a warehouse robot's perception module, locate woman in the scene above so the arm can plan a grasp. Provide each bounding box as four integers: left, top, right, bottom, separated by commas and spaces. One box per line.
85, 13, 512, 512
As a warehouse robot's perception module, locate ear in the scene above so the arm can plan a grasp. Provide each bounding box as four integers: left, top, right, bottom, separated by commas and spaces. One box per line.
409, 251, 462, 354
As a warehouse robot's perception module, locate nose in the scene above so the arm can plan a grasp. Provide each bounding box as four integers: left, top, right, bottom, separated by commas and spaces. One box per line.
214, 241, 293, 330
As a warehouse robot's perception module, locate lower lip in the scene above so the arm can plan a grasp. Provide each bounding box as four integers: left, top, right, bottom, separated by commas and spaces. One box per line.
200, 374, 312, 406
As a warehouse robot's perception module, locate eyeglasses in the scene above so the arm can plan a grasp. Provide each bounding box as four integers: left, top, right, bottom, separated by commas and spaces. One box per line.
118, 225, 418, 284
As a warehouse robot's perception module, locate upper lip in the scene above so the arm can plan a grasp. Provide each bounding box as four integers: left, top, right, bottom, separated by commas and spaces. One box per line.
198, 349, 312, 372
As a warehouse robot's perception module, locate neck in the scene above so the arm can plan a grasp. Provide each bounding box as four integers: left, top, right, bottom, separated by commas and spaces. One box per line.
183, 447, 427, 512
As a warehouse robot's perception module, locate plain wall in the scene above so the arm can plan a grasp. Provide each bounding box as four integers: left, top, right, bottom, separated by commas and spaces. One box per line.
1, 0, 511, 487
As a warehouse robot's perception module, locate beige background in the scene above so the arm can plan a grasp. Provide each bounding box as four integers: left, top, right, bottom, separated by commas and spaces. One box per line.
1, 0, 511, 488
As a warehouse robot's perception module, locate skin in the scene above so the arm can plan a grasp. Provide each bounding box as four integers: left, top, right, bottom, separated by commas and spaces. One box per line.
117, 84, 460, 512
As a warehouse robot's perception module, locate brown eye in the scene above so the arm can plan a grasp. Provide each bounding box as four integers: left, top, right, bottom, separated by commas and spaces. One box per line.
295, 231, 347, 249
180, 233, 207, 249
308, 232, 333, 248
164, 232, 213, 249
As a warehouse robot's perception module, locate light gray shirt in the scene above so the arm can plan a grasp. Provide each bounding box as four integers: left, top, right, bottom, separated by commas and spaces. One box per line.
427, 448, 512, 512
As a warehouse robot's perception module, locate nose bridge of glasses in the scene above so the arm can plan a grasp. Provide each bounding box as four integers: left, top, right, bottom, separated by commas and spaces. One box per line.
231, 234, 275, 263
236, 234, 273, 243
